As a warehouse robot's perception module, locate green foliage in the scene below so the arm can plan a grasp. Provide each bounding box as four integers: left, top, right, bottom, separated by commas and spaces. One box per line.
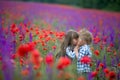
22, 0, 120, 11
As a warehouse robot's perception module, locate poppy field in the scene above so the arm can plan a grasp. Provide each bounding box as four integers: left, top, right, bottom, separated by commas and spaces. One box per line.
0, 1, 120, 80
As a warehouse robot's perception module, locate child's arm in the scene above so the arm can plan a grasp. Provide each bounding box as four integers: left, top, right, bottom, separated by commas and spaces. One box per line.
78, 46, 92, 60
66, 47, 76, 59
74, 46, 79, 58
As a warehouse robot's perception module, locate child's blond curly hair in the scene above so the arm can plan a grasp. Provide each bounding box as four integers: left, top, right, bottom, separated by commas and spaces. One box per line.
79, 29, 93, 45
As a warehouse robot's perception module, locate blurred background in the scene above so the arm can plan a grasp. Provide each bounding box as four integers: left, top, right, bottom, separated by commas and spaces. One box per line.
4, 0, 120, 12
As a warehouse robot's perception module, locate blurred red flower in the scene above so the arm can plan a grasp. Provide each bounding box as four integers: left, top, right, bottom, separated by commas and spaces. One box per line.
118, 63, 120, 67
10, 23, 19, 34
57, 57, 71, 70
45, 55, 54, 66
110, 43, 114, 47
99, 63, 104, 68
94, 50, 100, 56
91, 71, 98, 78
17, 42, 35, 57
80, 56, 91, 64
31, 49, 43, 69
77, 76, 85, 80
103, 68, 110, 75
107, 46, 112, 52
94, 36, 101, 44
0, 56, 2, 61
109, 71, 116, 80
21, 69, 29, 76
52, 45, 56, 50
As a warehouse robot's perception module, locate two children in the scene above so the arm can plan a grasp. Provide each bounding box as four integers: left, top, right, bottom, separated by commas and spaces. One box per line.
56, 29, 93, 78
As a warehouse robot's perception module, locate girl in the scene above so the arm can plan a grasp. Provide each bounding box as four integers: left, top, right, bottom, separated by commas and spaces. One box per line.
56, 29, 79, 59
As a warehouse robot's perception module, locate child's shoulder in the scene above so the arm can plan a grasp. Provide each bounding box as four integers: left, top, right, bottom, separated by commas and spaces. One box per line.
79, 45, 90, 50
80, 44, 89, 48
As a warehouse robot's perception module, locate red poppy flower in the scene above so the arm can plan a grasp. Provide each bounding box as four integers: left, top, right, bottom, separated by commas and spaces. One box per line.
77, 76, 85, 80
94, 36, 101, 44
107, 46, 112, 52
99, 63, 104, 68
11, 54, 17, 59
94, 50, 100, 56
20, 58, 24, 66
52, 45, 56, 50
45, 36, 51, 42
45, 55, 54, 65
31, 49, 42, 69
10, 23, 19, 34
109, 71, 116, 80
91, 71, 98, 78
17, 44, 29, 57
17, 42, 35, 57
118, 63, 120, 67
100, 44, 103, 50
57, 57, 71, 70
113, 51, 117, 56
30, 27, 33, 31
80, 56, 91, 64
21, 69, 29, 76
25, 28, 29, 33
19, 35, 24, 41
43, 48, 47, 51
0, 56, 2, 61
103, 36, 107, 42
36, 72, 42, 78
110, 43, 114, 47
103, 68, 110, 74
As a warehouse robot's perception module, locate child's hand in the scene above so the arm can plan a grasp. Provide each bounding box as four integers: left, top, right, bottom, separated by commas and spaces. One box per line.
74, 45, 79, 51
74, 46, 79, 58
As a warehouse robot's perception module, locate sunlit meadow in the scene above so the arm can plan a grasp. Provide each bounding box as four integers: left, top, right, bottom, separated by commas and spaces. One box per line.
0, 1, 120, 80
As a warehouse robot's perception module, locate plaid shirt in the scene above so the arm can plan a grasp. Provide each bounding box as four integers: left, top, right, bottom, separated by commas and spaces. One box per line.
66, 45, 92, 73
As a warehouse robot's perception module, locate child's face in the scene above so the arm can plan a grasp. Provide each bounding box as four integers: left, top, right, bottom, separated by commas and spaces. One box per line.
72, 39, 78, 46
77, 38, 86, 46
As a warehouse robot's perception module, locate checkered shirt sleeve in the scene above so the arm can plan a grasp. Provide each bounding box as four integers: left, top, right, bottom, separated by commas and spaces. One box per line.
66, 47, 76, 59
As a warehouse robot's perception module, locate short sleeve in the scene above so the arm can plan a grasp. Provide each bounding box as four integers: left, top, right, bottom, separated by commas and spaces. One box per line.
66, 47, 76, 59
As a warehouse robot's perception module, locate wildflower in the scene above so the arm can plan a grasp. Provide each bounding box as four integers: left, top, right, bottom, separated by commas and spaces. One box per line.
91, 71, 98, 78
94, 50, 100, 56
10, 54, 16, 59
52, 45, 56, 50
99, 63, 104, 68
43, 48, 47, 51
0, 56, 2, 61
110, 43, 114, 47
109, 71, 116, 80
107, 46, 112, 52
25, 28, 29, 33
45, 36, 51, 42
64, 72, 73, 80
57, 57, 71, 70
118, 63, 120, 67
94, 36, 101, 44
10, 23, 19, 34
31, 49, 43, 69
17, 42, 35, 57
103, 68, 110, 74
80, 56, 91, 64
20, 58, 24, 66
21, 69, 29, 76
36, 72, 42, 78
77, 76, 85, 80
45, 55, 54, 66
100, 44, 103, 50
